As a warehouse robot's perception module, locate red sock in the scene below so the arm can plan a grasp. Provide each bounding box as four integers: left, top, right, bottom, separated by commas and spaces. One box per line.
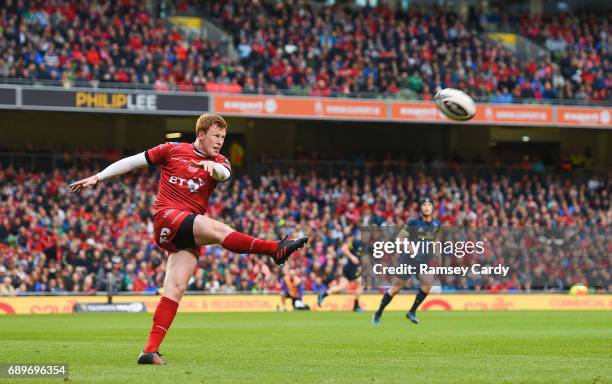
221, 231, 278, 256
144, 296, 179, 353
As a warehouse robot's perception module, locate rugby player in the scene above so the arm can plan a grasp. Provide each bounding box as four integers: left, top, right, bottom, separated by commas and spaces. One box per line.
372, 197, 440, 325
317, 234, 364, 312
69, 113, 309, 365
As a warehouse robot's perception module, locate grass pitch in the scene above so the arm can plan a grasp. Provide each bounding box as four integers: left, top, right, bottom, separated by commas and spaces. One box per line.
0, 311, 610, 383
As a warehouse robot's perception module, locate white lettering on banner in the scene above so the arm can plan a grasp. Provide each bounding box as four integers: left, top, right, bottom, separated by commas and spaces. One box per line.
494, 111, 548, 120
398, 107, 442, 119
127, 94, 157, 111
562, 112, 600, 124
324, 105, 381, 115
223, 101, 264, 113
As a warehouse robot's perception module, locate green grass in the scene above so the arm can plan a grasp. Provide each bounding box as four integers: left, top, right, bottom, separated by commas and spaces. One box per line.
0, 311, 611, 383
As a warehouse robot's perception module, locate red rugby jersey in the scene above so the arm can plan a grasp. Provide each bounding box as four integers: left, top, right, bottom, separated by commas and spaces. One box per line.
145, 142, 231, 215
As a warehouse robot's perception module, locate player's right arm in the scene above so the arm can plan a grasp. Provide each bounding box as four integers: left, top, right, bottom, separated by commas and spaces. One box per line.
69, 143, 174, 192
396, 219, 416, 254
68, 152, 149, 192
396, 218, 415, 239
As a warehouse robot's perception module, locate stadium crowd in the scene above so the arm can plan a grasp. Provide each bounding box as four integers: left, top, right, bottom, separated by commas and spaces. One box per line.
0, 0, 610, 101
208, 1, 612, 102
0, 163, 610, 295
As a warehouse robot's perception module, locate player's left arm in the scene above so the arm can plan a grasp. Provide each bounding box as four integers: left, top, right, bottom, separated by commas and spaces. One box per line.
341, 242, 360, 265
190, 156, 231, 182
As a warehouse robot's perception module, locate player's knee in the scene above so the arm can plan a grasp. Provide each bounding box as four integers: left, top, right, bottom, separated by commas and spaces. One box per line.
164, 281, 187, 301
213, 221, 233, 241
389, 285, 401, 296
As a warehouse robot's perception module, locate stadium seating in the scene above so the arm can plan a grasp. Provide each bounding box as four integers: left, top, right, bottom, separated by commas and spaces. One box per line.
0, 1, 610, 101
0, 162, 609, 294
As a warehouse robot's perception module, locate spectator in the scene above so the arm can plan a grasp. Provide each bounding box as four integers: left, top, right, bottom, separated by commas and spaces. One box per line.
0, 156, 609, 294
0, 1, 610, 102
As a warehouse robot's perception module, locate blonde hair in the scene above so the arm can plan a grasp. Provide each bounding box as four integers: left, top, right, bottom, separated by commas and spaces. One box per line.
195, 113, 227, 136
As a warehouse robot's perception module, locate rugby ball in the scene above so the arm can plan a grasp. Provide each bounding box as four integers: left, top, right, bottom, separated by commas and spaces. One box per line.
434, 88, 476, 121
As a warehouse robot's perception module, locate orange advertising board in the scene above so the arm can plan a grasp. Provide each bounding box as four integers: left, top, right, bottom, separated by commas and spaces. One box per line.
214, 95, 386, 120
213, 94, 612, 128
473, 104, 553, 125
472, 104, 553, 125
1, 294, 611, 315
372, 101, 555, 126
390, 101, 449, 122
354, 294, 612, 311
0, 295, 277, 315
556, 106, 612, 128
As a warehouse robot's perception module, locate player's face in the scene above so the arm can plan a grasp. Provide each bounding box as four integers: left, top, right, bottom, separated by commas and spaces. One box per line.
200, 125, 226, 156
420, 202, 433, 217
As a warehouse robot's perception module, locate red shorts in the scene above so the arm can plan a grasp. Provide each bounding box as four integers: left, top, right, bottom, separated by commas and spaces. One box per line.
153, 209, 195, 254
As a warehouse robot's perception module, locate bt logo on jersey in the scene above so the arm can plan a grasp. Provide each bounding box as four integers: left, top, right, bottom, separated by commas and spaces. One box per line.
168, 175, 205, 192
187, 178, 204, 193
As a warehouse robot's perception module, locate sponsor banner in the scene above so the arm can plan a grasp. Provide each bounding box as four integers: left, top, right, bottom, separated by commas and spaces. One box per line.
0, 295, 279, 315
20, 88, 208, 115
1, 294, 610, 315
0, 87, 16, 106
0, 84, 611, 127
352, 294, 612, 312
391, 101, 560, 126
556, 106, 612, 128
214, 95, 386, 120
74, 302, 146, 313
391, 101, 449, 122
474, 104, 553, 125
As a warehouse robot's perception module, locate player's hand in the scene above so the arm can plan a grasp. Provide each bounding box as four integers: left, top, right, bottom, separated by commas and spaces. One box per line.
190, 159, 215, 176
68, 175, 99, 192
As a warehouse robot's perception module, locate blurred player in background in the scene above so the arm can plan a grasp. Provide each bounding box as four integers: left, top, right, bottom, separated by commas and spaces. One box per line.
280, 267, 310, 311
372, 197, 440, 325
69, 113, 309, 365
317, 234, 364, 312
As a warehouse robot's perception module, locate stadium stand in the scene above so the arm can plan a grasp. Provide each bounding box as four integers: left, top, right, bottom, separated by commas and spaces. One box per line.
0, 160, 610, 295
0, 0, 610, 101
